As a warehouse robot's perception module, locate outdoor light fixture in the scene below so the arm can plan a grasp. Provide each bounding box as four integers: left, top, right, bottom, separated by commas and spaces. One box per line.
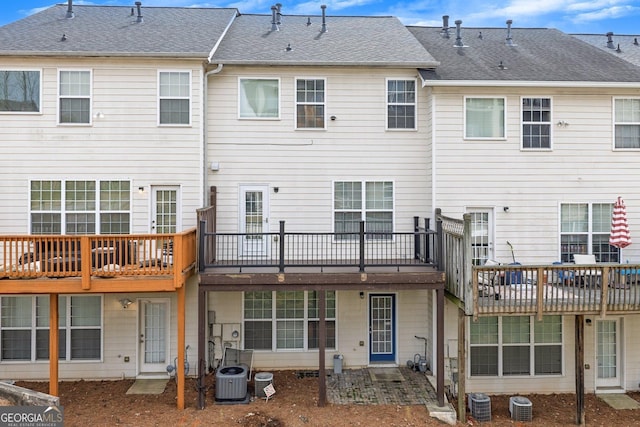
138, 187, 144, 194
503, 206, 509, 212
360, 291, 365, 299
119, 298, 133, 309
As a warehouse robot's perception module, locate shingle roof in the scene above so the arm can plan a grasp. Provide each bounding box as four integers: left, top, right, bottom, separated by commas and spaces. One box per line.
210, 13, 438, 67
0, 5, 237, 57
572, 34, 640, 68
408, 25, 640, 83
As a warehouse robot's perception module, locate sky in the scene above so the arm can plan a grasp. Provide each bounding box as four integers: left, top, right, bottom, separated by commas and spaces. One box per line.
0, 0, 638, 35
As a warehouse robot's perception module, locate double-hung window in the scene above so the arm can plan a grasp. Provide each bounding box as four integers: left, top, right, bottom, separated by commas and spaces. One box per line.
560, 202, 617, 262
0, 70, 40, 112
334, 181, 393, 239
296, 78, 325, 129
30, 180, 130, 234
159, 71, 191, 125
1, 295, 102, 362
470, 315, 562, 377
465, 97, 505, 139
244, 291, 336, 351
614, 98, 640, 149
522, 97, 551, 149
387, 79, 416, 129
59, 70, 91, 124
239, 78, 279, 119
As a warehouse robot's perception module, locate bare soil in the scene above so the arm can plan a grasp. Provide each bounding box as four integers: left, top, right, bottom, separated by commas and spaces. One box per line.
15, 371, 640, 426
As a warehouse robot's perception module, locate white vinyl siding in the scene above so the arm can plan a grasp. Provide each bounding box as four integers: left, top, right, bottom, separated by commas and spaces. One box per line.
465, 97, 505, 139
522, 97, 551, 149
0, 70, 41, 113
1, 295, 102, 362
387, 79, 416, 130
295, 78, 325, 129
239, 78, 280, 119
158, 71, 191, 125
614, 98, 640, 149
58, 69, 91, 124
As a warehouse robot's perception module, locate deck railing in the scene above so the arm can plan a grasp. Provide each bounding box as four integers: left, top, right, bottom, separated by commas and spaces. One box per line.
0, 229, 197, 280
198, 216, 438, 272
473, 263, 640, 318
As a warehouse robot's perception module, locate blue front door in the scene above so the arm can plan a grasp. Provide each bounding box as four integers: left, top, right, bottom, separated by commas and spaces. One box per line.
369, 294, 396, 363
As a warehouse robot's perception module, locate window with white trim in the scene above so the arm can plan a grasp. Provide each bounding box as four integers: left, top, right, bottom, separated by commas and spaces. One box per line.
30, 180, 130, 234
470, 315, 562, 377
465, 97, 505, 139
296, 78, 325, 129
387, 79, 416, 129
159, 71, 191, 125
239, 78, 280, 119
334, 181, 393, 239
0, 70, 40, 112
522, 97, 551, 149
560, 203, 617, 263
1, 295, 102, 361
244, 291, 336, 351
59, 70, 91, 124
614, 98, 640, 149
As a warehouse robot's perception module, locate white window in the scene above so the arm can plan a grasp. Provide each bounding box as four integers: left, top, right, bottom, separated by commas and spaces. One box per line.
470, 315, 562, 377
30, 180, 130, 234
465, 97, 505, 139
239, 78, 280, 119
522, 97, 551, 149
560, 203, 617, 263
0, 70, 40, 113
1, 295, 102, 362
295, 78, 325, 129
58, 70, 91, 124
334, 181, 394, 239
244, 291, 336, 351
387, 79, 416, 130
158, 71, 191, 125
614, 98, 640, 149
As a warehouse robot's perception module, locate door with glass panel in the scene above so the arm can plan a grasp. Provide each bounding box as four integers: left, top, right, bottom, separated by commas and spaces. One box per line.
239, 185, 269, 257
596, 319, 622, 389
138, 299, 170, 375
151, 186, 180, 234
468, 209, 494, 265
369, 294, 396, 363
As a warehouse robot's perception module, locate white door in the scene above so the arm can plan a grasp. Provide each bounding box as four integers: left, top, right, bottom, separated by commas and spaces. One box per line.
467, 209, 495, 265
151, 186, 181, 234
596, 319, 622, 389
139, 299, 170, 375
239, 185, 269, 257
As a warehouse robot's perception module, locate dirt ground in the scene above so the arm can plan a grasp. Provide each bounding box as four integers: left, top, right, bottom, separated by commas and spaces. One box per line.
15, 371, 640, 426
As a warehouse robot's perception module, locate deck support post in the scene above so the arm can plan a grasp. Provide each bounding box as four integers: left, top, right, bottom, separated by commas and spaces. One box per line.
318, 290, 326, 407
436, 287, 445, 407
197, 287, 207, 409
177, 284, 186, 410
457, 307, 466, 421
575, 314, 585, 425
49, 294, 59, 397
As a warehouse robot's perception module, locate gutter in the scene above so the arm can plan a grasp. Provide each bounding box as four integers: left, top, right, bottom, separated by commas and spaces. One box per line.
419, 78, 640, 89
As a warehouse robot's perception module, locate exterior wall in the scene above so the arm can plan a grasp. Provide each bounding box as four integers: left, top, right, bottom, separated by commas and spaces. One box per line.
431, 86, 640, 264
206, 66, 433, 233
2, 277, 199, 381
0, 57, 205, 235
207, 289, 433, 370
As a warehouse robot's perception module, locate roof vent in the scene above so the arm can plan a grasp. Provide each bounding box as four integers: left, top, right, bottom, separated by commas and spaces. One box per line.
321, 5, 327, 33
130, 8, 134, 16
276, 3, 282, 26
440, 15, 450, 38
478, 31, 483, 39
606, 32, 615, 49
453, 20, 465, 47
135, 2, 143, 23
506, 20, 516, 46
498, 61, 507, 70
61, 33, 67, 41
616, 43, 622, 53
270, 5, 279, 31
285, 43, 292, 52
634, 37, 639, 46
307, 17, 311, 26
66, 0, 74, 19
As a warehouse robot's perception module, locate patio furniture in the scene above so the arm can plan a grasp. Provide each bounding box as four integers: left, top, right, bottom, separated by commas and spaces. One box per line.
572, 254, 601, 287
